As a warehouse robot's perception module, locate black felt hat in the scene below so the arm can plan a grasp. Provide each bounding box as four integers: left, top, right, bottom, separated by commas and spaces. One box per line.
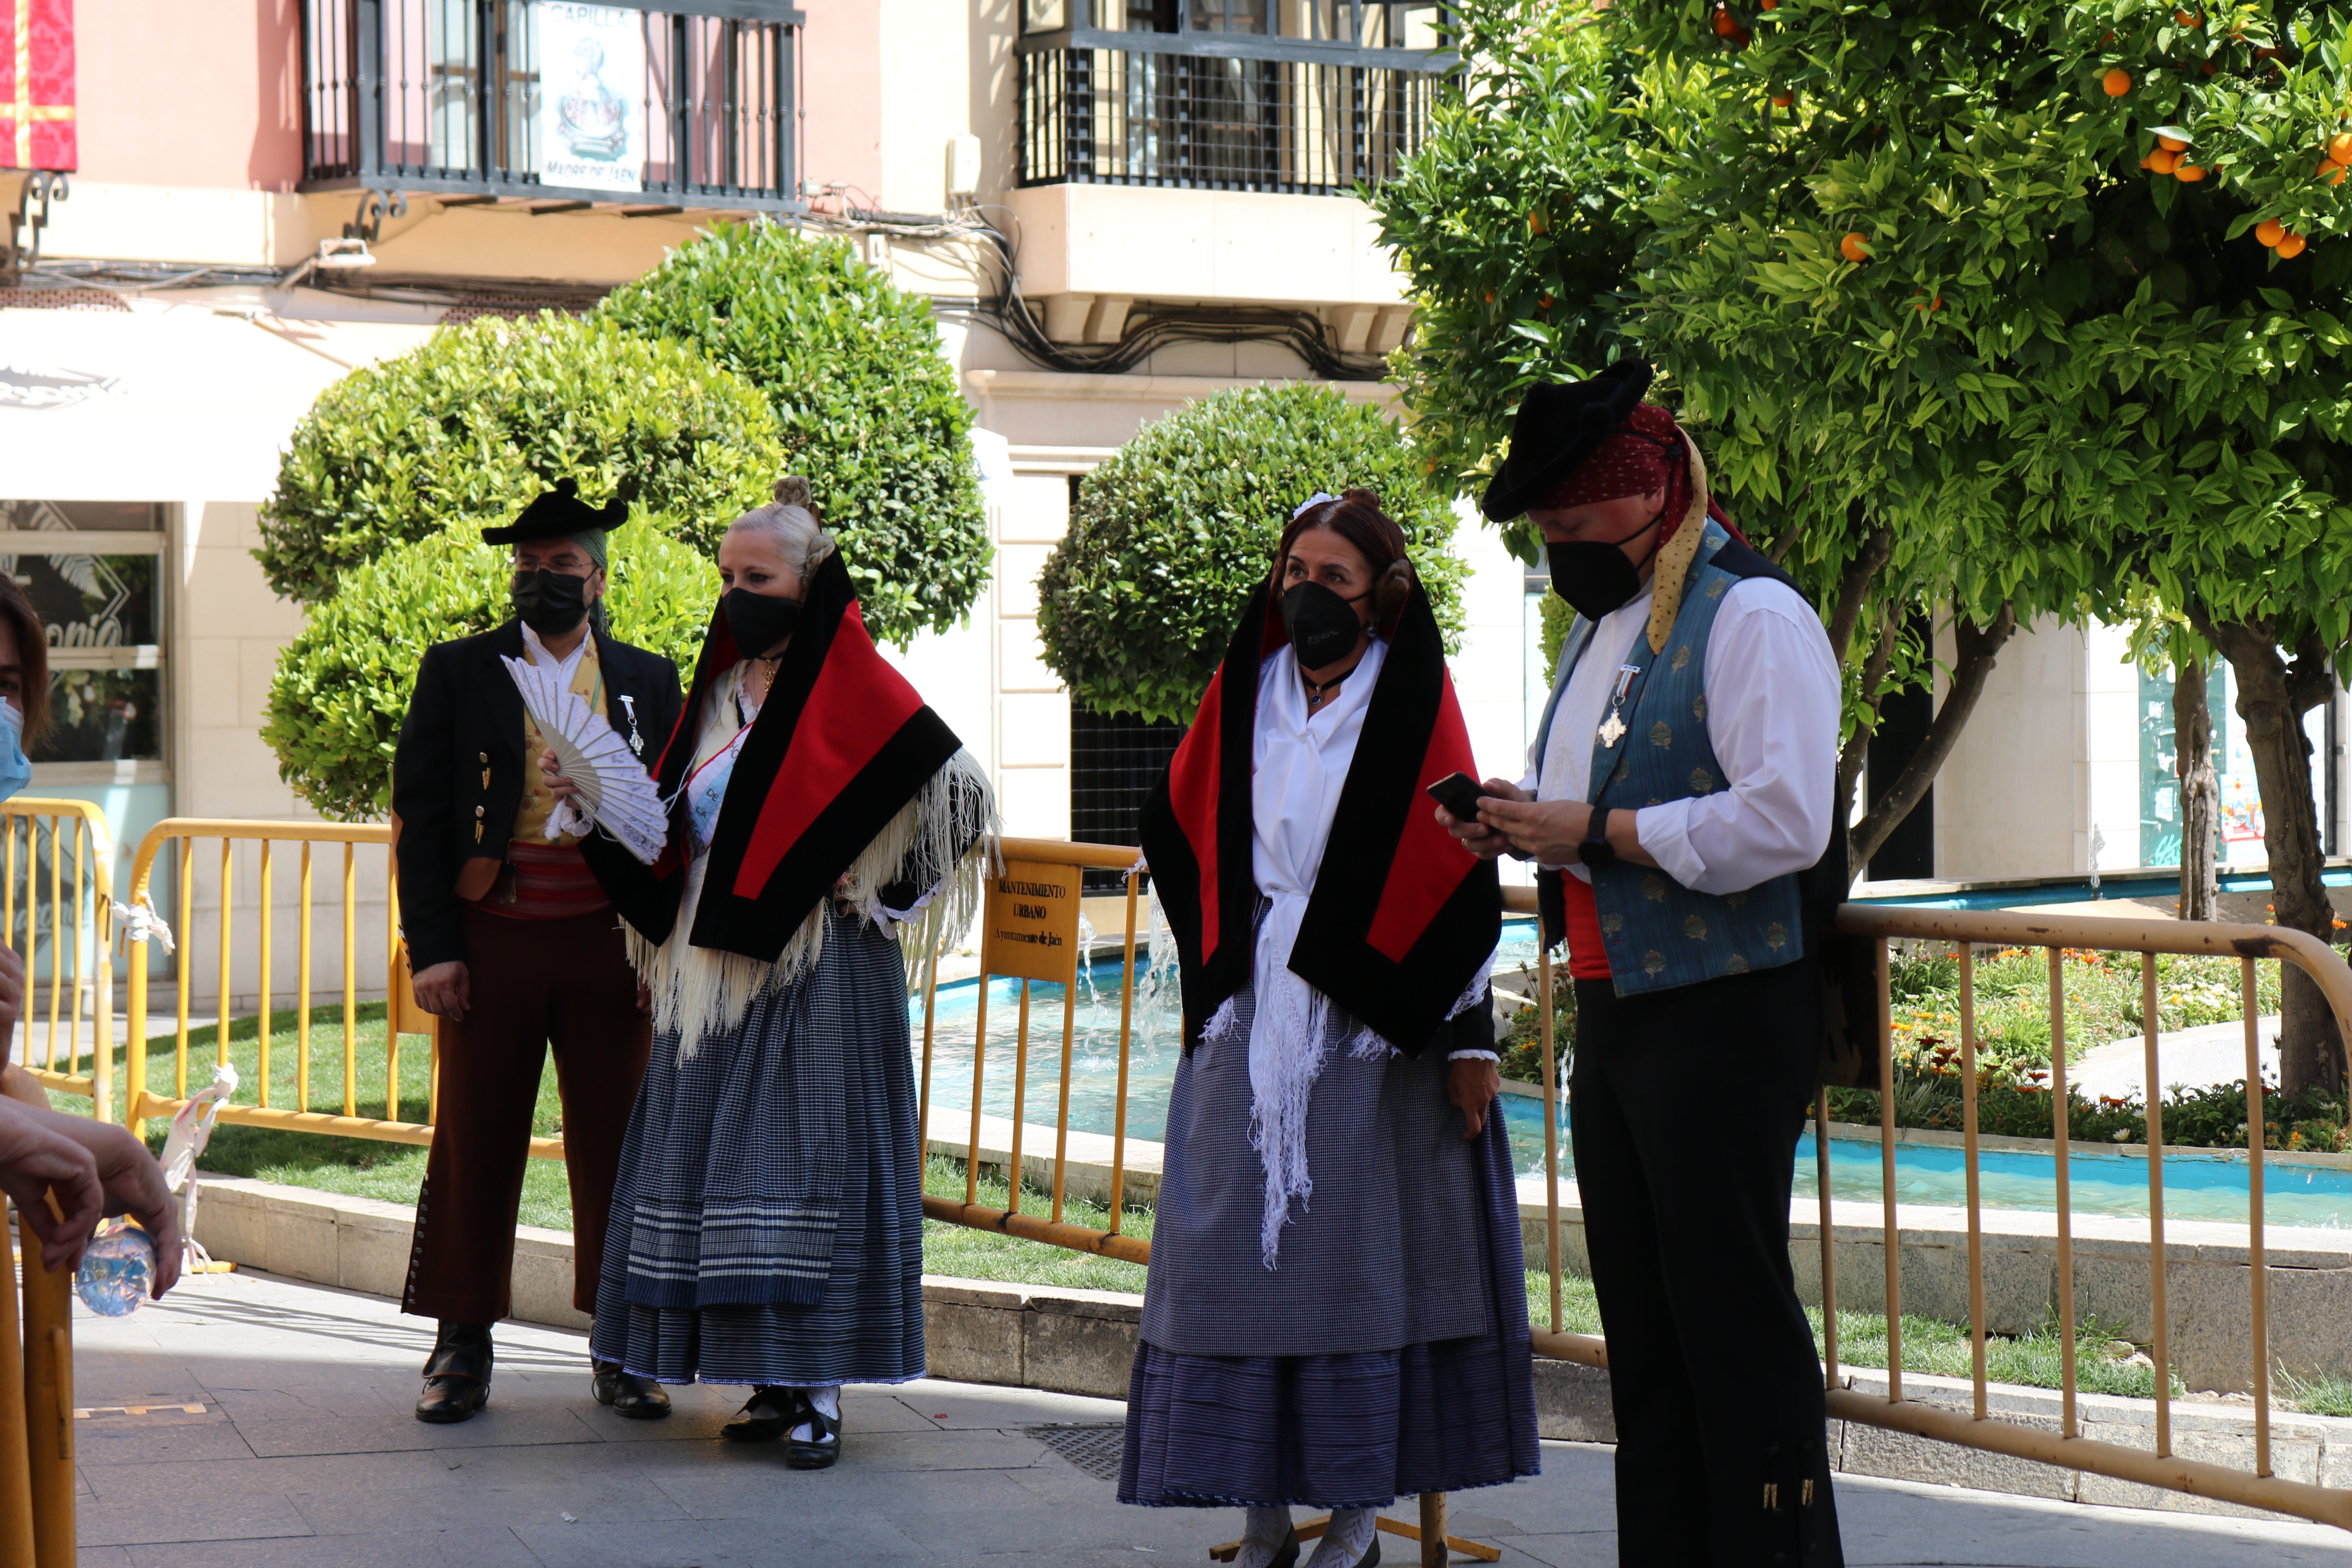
1479, 358, 1655, 523
481, 478, 628, 544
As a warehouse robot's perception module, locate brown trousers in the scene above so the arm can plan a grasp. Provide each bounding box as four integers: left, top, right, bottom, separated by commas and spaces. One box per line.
401, 904, 650, 1325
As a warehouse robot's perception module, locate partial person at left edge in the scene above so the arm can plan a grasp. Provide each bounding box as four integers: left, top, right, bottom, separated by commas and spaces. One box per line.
389, 479, 684, 1424
0, 573, 184, 1300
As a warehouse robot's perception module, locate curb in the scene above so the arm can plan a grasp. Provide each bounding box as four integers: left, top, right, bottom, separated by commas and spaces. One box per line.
183, 1171, 2349, 1527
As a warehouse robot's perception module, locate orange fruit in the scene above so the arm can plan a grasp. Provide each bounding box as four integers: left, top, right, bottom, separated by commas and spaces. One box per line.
1839, 231, 1870, 262
1483, 289, 1495, 302
1759, 0, 1777, 9
1539, 293, 1554, 308
1529, 212, 1547, 234
2174, 8, 2199, 24
1770, 93, 1793, 107
2278, 232, 2308, 258
2175, 162, 2207, 181
1913, 294, 1942, 313
2157, 134, 2188, 152
2323, 161, 2350, 186
2330, 134, 2352, 164
1712, 7, 1739, 36
2148, 149, 2180, 173
2102, 67, 2132, 96
2255, 218, 2286, 247
2201, 61, 2218, 74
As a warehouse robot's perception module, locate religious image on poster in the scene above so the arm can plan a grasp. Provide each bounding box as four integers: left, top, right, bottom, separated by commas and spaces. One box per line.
534, 2, 643, 193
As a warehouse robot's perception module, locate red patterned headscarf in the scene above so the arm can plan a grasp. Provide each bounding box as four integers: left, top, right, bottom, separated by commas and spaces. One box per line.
1539, 402, 1744, 545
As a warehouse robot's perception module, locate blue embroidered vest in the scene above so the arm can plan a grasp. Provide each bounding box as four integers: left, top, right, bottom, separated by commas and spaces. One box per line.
1537, 521, 1805, 996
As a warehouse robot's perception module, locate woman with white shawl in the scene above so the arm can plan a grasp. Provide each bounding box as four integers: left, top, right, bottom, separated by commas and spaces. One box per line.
1124, 490, 1539, 1567
561, 478, 993, 1469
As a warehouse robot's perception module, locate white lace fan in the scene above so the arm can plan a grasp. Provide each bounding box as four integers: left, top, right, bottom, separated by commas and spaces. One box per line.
502, 655, 667, 864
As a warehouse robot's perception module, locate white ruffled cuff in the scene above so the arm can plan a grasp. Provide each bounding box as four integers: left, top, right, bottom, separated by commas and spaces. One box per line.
1446, 1048, 1501, 1063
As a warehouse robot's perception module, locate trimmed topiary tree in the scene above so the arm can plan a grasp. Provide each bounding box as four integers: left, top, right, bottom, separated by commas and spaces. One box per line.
261, 528, 718, 821
1036, 383, 1465, 726
595, 222, 992, 646
257, 312, 784, 606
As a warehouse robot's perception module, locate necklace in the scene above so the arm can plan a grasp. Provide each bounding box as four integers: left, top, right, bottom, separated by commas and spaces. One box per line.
1301, 666, 1351, 711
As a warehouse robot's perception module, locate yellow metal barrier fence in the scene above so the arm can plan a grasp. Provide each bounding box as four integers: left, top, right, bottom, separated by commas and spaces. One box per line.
1, 799, 115, 1125
1, 1193, 74, 1568
116, 819, 539, 1156
913, 846, 2352, 1537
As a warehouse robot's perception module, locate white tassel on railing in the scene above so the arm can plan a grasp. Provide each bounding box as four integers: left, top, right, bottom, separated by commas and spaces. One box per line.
111, 897, 175, 954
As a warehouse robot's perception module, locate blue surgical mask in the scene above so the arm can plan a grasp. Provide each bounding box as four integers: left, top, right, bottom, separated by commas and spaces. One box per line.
0, 701, 32, 804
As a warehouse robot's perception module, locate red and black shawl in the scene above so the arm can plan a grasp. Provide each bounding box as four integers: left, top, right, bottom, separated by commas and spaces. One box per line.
1139, 573, 1500, 1054
583, 550, 967, 961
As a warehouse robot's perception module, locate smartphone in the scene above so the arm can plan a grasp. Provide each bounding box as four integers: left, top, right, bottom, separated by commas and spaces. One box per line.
1425, 771, 1489, 822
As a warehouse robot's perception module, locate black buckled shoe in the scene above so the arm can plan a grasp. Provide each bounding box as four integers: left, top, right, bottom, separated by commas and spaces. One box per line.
1248, 1524, 1300, 1568
720, 1387, 795, 1444
591, 1362, 672, 1420
783, 1393, 841, 1471
414, 1321, 492, 1424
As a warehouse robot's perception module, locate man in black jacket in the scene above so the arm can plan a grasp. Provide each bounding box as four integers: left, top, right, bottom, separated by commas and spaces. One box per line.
391, 480, 683, 1425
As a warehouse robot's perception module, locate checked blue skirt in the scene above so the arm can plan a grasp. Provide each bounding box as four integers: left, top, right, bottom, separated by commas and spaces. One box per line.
590, 911, 926, 1388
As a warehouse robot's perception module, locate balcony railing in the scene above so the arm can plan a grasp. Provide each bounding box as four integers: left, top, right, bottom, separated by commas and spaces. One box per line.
301, 0, 804, 211
1018, 25, 1448, 195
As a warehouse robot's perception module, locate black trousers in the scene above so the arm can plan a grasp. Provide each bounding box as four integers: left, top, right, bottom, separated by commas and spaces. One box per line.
402, 905, 650, 1326
1571, 958, 1843, 1568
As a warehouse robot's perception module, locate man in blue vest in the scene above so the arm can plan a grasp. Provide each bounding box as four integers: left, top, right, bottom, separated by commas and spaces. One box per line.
1440, 360, 1846, 1566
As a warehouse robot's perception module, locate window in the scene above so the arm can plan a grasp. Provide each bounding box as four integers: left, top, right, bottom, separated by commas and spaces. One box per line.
1071, 706, 1186, 892
1019, 0, 1449, 192
0, 501, 167, 774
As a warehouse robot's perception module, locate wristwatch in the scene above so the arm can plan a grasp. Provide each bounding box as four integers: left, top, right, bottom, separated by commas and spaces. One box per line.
1577, 807, 1616, 869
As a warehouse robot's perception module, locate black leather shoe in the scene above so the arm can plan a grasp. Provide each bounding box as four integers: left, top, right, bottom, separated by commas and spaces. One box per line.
414, 1321, 492, 1424
720, 1387, 794, 1444
1249, 1524, 1299, 1568
591, 1363, 672, 1420
783, 1393, 841, 1470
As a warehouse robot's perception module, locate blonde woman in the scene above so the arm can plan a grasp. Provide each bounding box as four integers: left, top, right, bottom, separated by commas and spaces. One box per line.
559, 479, 994, 1468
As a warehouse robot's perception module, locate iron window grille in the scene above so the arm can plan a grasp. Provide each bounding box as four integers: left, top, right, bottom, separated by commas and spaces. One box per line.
1019, 2, 1453, 195
1070, 706, 1187, 893
301, 0, 805, 211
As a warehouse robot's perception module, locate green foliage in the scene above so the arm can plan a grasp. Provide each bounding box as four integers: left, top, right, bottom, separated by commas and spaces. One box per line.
1603, 0, 2352, 651
596, 223, 992, 646
258, 313, 784, 605
261, 528, 718, 821
1034, 383, 1467, 725
1370, 0, 1655, 545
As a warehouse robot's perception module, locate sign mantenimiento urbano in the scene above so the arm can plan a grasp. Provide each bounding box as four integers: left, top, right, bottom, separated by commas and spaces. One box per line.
982, 859, 1081, 986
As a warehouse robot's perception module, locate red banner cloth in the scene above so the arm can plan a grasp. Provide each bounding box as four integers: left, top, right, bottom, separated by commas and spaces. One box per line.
2, 0, 76, 172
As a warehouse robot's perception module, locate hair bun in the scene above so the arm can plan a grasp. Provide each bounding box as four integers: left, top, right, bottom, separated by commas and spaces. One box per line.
772, 475, 813, 509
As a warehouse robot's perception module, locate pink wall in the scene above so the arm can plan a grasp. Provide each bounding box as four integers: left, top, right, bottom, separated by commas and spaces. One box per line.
75, 0, 303, 189
796, 0, 883, 204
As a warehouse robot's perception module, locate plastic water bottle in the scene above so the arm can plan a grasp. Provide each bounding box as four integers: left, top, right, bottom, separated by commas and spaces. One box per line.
74, 1223, 156, 1317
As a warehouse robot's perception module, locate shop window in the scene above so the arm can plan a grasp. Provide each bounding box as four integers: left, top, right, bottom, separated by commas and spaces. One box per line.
0, 500, 168, 777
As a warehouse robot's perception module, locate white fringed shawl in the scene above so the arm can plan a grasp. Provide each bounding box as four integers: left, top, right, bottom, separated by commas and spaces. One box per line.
629, 664, 995, 1064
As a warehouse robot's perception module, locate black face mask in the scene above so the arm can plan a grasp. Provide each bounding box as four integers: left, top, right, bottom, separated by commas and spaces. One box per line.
1281, 580, 1370, 670
723, 586, 803, 657
511, 568, 590, 637
1545, 510, 1668, 621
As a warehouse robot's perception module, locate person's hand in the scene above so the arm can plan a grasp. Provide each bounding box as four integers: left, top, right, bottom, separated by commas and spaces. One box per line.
0, 1098, 102, 1274
1437, 778, 1529, 861
1448, 1057, 1502, 1141
28, 1109, 182, 1298
635, 980, 653, 1017
539, 745, 582, 803
412, 960, 471, 1022
1476, 794, 1594, 866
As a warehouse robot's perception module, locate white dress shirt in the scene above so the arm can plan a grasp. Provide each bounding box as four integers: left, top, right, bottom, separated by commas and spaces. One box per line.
1523, 575, 1840, 895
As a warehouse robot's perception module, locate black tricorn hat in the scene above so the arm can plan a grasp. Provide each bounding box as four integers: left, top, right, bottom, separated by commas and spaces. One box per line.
481, 477, 628, 544
1479, 358, 1655, 523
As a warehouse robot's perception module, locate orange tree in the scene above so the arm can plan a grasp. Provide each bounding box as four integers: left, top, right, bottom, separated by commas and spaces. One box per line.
1605, 0, 2352, 1093
1372, 0, 2031, 876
